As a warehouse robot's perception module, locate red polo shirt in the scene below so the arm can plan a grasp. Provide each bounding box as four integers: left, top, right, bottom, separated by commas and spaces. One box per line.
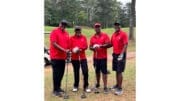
111, 30, 128, 54
90, 32, 110, 59
49, 27, 70, 59
70, 34, 88, 60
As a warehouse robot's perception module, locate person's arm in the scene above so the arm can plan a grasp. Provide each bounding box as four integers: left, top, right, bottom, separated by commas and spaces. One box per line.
80, 36, 88, 51
100, 34, 112, 48
89, 37, 95, 51
53, 42, 69, 53
89, 45, 95, 51
118, 33, 128, 60
50, 29, 69, 53
100, 43, 111, 48
120, 44, 128, 55
120, 33, 128, 54
109, 35, 114, 48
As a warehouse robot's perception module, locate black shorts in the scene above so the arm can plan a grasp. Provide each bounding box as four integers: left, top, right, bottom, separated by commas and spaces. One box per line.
112, 53, 126, 73
93, 58, 108, 74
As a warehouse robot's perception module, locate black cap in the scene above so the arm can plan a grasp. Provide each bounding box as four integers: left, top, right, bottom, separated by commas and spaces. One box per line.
114, 21, 121, 26
61, 19, 68, 25
74, 26, 81, 31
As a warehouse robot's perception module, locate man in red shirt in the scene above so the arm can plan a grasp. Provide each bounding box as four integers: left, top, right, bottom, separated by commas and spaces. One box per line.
90, 23, 111, 94
70, 26, 91, 93
49, 20, 70, 96
110, 21, 128, 95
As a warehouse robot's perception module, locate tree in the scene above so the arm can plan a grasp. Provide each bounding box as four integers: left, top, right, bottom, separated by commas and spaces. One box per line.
93, 0, 118, 28
44, 0, 132, 28
118, 2, 130, 27
129, 0, 136, 40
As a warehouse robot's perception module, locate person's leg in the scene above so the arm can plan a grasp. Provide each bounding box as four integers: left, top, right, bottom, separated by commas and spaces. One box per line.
58, 60, 65, 91
114, 53, 126, 95
72, 60, 80, 88
112, 54, 118, 88
116, 72, 118, 86
101, 59, 108, 88
102, 74, 107, 87
94, 59, 100, 87
117, 72, 123, 89
116, 52, 126, 89
81, 59, 89, 89
51, 60, 60, 92
96, 73, 100, 86
100, 59, 109, 93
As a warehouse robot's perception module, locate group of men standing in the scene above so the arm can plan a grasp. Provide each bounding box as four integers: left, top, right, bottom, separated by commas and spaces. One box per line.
49, 20, 128, 97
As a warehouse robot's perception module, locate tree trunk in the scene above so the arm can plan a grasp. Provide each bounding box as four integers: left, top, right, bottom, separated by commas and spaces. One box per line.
129, 0, 135, 41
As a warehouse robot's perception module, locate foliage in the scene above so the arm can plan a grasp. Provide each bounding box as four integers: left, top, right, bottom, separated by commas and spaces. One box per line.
44, 0, 132, 28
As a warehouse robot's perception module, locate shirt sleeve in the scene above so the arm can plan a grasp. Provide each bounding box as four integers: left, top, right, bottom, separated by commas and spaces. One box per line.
89, 37, 94, 47
50, 29, 58, 44
67, 33, 71, 49
69, 37, 73, 50
123, 32, 128, 45
81, 36, 88, 50
104, 34, 110, 44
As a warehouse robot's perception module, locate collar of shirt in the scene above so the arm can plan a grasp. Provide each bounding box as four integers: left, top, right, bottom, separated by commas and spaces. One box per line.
58, 27, 66, 33
74, 34, 83, 38
94, 32, 103, 38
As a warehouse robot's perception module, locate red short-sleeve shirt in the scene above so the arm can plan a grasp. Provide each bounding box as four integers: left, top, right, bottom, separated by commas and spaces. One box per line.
90, 32, 110, 59
111, 30, 128, 54
49, 27, 70, 59
70, 34, 88, 60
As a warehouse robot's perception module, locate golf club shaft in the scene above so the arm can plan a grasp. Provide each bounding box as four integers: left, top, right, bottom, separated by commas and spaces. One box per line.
64, 54, 70, 99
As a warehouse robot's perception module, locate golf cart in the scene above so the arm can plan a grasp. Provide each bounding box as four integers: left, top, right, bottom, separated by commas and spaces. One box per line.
44, 46, 51, 67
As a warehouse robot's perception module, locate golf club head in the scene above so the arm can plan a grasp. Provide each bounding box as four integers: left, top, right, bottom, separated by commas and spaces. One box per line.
59, 93, 63, 97
94, 88, 100, 94
81, 93, 87, 99
63, 94, 69, 99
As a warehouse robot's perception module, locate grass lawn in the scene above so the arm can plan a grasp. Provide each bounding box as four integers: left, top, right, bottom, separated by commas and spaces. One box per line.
44, 26, 136, 101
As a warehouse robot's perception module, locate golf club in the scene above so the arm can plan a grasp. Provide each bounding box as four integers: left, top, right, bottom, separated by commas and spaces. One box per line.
78, 53, 87, 99
63, 52, 71, 99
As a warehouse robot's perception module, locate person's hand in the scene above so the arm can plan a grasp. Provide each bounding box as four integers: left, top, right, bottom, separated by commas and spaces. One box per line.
72, 47, 79, 53
77, 49, 82, 53
117, 54, 123, 61
65, 49, 71, 53
93, 44, 100, 49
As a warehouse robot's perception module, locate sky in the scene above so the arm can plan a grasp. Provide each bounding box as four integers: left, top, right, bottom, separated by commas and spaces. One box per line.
117, 0, 131, 4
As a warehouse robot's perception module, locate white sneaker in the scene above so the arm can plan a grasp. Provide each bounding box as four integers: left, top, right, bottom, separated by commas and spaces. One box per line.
72, 87, 78, 92
114, 89, 123, 95
85, 88, 91, 93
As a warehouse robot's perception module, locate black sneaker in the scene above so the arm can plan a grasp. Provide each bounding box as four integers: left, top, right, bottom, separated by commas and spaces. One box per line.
95, 83, 100, 88
104, 87, 109, 94
52, 91, 62, 97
